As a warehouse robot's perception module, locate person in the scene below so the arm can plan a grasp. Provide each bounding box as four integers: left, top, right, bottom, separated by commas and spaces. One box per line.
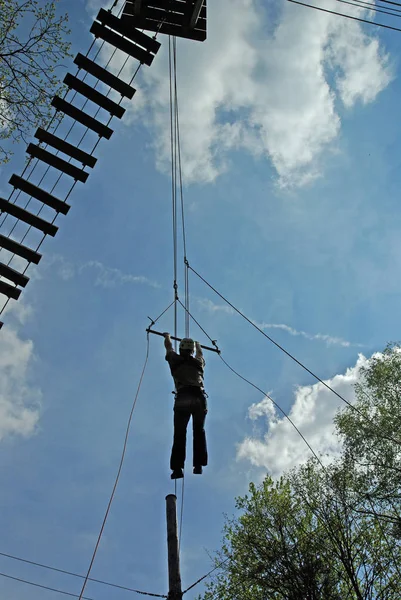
163, 332, 208, 479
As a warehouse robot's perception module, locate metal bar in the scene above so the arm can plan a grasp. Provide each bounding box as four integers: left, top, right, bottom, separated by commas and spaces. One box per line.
90, 22, 155, 66
0, 235, 41, 265
27, 144, 89, 183
0, 280, 21, 301
9, 175, 71, 215
51, 96, 114, 139
64, 73, 125, 119
74, 53, 136, 99
0, 198, 58, 237
0, 262, 29, 288
146, 328, 220, 353
189, 0, 204, 28
34, 129, 97, 168
96, 9, 160, 54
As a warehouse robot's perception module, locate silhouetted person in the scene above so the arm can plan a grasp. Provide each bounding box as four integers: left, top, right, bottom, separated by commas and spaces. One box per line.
163, 333, 208, 479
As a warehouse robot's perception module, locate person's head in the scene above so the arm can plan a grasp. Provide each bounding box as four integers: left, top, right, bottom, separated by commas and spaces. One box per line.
179, 338, 195, 356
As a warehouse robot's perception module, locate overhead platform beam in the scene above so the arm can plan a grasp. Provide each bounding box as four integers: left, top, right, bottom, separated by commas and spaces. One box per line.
51, 96, 114, 139
0, 262, 29, 288
0, 197, 58, 237
9, 175, 71, 215
122, 0, 207, 41
0, 235, 42, 265
64, 73, 125, 119
27, 144, 89, 183
96, 9, 160, 54
74, 53, 136, 99
0, 280, 21, 301
90, 22, 155, 66
34, 129, 97, 169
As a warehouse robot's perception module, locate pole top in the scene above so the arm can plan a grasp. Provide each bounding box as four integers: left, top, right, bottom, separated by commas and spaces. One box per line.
166, 494, 177, 501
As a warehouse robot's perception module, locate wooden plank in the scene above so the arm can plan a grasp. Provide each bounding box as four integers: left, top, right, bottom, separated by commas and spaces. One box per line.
0, 235, 41, 265
121, 15, 206, 40
0, 197, 58, 237
9, 175, 71, 215
34, 129, 97, 168
0, 280, 21, 301
64, 73, 125, 119
124, 0, 206, 18
96, 9, 160, 54
51, 96, 114, 139
27, 144, 89, 183
90, 22, 155, 66
0, 262, 29, 288
74, 53, 136, 99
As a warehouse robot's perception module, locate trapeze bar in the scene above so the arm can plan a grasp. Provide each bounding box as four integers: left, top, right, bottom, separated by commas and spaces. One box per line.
146, 328, 220, 353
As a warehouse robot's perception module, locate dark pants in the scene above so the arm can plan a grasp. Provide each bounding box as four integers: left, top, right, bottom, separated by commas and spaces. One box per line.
170, 388, 208, 471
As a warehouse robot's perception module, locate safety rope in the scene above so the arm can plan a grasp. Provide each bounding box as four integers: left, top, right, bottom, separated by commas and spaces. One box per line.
77, 331, 151, 600
0, 550, 167, 597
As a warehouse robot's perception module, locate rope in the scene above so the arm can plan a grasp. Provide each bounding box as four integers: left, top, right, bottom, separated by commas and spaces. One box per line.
186, 263, 360, 413
182, 558, 230, 595
0, 550, 166, 597
0, 570, 95, 600
287, 0, 401, 32
77, 332, 151, 600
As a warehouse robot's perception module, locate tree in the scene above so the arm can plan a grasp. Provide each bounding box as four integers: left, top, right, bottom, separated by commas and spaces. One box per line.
0, 0, 71, 163
199, 345, 401, 599
334, 343, 401, 524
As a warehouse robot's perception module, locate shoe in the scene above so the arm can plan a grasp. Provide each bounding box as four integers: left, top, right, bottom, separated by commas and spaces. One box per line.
171, 469, 184, 479
193, 466, 203, 475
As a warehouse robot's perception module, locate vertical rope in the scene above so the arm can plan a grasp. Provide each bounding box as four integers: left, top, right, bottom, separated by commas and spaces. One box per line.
168, 37, 178, 349
172, 38, 189, 338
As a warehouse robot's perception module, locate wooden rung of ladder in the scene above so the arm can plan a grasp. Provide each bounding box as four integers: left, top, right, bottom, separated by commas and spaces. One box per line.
34, 129, 97, 169
64, 73, 125, 119
9, 174, 71, 215
0, 279, 21, 301
96, 9, 161, 54
0, 234, 41, 265
0, 262, 29, 288
74, 53, 136, 99
51, 96, 114, 139
0, 197, 58, 237
27, 144, 89, 183
90, 21, 155, 66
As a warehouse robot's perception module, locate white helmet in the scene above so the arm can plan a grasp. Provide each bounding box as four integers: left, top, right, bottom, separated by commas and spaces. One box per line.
179, 338, 195, 353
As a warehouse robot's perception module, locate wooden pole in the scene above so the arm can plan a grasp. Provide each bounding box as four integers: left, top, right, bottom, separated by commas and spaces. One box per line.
166, 494, 183, 600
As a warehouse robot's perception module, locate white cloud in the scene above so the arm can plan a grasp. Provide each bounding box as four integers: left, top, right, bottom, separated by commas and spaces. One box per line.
123, 0, 392, 187
198, 297, 363, 348
0, 303, 41, 441
46, 255, 160, 289
237, 353, 368, 477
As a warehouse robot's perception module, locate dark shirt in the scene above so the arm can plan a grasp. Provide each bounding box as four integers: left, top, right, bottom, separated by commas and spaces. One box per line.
166, 350, 205, 391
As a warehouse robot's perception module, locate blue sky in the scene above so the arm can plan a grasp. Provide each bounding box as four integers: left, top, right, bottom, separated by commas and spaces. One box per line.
1, 0, 401, 598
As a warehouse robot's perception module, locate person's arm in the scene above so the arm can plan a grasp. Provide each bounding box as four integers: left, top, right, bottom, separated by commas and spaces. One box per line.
195, 341, 203, 360
163, 332, 173, 355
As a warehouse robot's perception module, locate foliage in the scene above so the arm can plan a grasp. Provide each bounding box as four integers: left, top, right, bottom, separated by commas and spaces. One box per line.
0, 0, 71, 163
199, 345, 401, 599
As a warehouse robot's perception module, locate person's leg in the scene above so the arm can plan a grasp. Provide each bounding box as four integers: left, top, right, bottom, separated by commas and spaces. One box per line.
192, 398, 207, 470
170, 408, 191, 472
